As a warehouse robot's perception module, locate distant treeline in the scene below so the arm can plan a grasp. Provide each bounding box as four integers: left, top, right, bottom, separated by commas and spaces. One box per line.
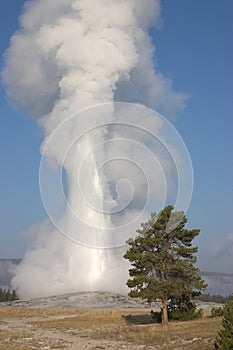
0, 288, 18, 302
194, 293, 232, 304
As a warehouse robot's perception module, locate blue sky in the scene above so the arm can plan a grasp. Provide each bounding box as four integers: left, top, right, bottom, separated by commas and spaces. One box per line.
0, 0, 233, 273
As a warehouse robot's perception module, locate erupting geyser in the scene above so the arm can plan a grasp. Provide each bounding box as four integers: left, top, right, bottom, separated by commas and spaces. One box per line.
2, 0, 189, 298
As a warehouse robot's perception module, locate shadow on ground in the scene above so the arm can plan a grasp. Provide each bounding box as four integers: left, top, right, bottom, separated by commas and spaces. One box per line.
122, 313, 160, 325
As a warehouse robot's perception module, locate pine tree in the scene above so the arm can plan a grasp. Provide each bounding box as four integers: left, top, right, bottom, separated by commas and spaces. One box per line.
10, 290, 18, 301
124, 205, 207, 325
0, 288, 18, 302
215, 295, 233, 349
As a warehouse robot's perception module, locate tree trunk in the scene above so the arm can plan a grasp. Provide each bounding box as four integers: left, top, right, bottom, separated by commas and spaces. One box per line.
162, 298, 168, 325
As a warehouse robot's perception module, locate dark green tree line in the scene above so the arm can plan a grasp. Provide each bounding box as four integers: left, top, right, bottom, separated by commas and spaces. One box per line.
0, 288, 18, 302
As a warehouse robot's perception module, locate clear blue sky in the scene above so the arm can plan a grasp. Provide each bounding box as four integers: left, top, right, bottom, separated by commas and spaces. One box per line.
0, 0, 233, 273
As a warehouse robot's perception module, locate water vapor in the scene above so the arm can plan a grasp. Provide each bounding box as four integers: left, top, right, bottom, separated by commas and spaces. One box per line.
2, 0, 190, 298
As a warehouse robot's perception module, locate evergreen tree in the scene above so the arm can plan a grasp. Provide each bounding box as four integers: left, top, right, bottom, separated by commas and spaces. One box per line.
0, 288, 18, 302
124, 205, 207, 325
10, 290, 17, 302
215, 295, 233, 349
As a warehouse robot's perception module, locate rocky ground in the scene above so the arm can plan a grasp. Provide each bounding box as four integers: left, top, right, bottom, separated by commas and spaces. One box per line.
2, 291, 158, 309
0, 317, 149, 350
2, 290, 223, 311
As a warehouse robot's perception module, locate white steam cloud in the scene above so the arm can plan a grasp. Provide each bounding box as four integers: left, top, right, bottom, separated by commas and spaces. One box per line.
2, 0, 189, 299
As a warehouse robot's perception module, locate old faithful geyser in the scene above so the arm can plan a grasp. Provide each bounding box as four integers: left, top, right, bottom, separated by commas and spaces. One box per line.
2, 0, 188, 298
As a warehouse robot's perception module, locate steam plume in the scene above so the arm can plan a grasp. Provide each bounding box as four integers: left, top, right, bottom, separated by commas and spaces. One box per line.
2, 0, 188, 298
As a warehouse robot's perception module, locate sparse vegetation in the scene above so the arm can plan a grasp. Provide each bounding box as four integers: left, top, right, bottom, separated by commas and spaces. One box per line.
0, 306, 222, 349
31, 308, 221, 349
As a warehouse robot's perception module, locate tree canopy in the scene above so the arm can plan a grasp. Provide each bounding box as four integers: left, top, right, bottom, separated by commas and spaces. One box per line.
124, 205, 207, 325
215, 295, 233, 349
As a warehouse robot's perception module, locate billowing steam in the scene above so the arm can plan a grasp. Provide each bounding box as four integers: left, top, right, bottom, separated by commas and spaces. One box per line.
2, 0, 189, 298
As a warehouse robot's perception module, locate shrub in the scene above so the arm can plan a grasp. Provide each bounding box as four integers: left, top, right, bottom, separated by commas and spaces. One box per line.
168, 308, 203, 321
168, 294, 203, 321
211, 307, 224, 318
151, 310, 162, 323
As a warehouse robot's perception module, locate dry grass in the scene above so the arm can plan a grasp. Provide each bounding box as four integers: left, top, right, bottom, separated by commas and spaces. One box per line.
31, 308, 221, 349
0, 330, 36, 350
0, 307, 222, 350
31, 308, 146, 331
0, 306, 78, 318
0, 328, 68, 350
106, 318, 221, 349
0, 308, 72, 349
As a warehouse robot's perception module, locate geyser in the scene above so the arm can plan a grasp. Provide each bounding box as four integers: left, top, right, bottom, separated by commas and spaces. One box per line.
2, 0, 190, 299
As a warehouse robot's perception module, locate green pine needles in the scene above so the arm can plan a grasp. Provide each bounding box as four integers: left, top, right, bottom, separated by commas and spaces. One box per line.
124, 205, 207, 325
215, 295, 233, 349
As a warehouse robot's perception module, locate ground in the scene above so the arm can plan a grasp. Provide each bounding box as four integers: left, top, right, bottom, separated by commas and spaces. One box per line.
0, 292, 224, 349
